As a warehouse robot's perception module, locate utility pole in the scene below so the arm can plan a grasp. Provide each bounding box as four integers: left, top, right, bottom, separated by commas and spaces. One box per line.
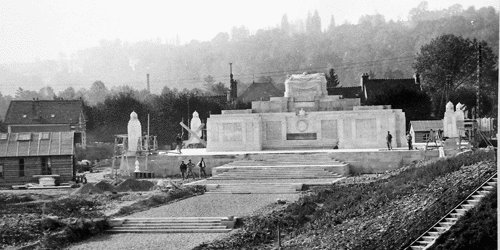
229, 63, 237, 104
476, 44, 482, 118
146, 73, 150, 93
445, 75, 451, 103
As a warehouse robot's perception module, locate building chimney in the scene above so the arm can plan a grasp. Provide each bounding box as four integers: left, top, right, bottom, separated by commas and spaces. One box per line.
229, 63, 237, 101
146, 73, 150, 93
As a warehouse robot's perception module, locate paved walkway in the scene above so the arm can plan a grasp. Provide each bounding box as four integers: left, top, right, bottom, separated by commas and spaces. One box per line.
67, 193, 300, 250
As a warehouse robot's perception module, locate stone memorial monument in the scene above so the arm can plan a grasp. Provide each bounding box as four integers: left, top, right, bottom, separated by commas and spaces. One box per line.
206, 73, 406, 151
127, 111, 142, 156
443, 101, 465, 138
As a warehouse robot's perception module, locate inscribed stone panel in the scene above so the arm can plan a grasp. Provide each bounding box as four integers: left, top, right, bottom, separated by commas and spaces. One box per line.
266, 121, 282, 141
321, 120, 337, 139
222, 123, 242, 142
356, 119, 376, 139
246, 122, 254, 142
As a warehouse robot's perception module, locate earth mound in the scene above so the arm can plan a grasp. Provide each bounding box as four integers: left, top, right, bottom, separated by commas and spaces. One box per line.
94, 181, 116, 192
71, 183, 104, 195
115, 179, 155, 192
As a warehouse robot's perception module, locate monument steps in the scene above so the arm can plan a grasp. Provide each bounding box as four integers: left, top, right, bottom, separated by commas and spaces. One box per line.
107, 217, 235, 234
407, 173, 497, 250
206, 183, 299, 194
208, 154, 347, 193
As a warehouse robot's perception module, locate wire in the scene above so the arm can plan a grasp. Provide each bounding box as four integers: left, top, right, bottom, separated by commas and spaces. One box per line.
49, 55, 416, 88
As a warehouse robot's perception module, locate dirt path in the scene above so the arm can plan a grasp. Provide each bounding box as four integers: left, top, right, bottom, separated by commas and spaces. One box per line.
66, 193, 299, 250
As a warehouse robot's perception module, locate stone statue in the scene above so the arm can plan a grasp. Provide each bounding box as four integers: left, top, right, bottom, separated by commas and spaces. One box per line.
127, 111, 142, 156
190, 111, 202, 141
445, 101, 454, 112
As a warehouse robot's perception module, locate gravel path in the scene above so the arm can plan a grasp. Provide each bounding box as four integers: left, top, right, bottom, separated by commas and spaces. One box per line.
66, 193, 300, 249
67, 233, 225, 250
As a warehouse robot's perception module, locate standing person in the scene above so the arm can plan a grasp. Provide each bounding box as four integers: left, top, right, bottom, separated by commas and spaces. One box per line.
406, 132, 413, 150
179, 160, 187, 180
197, 158, 207, 179
186, 159, 196, 180
386, 131, 393, 150
176, 133, 183, 154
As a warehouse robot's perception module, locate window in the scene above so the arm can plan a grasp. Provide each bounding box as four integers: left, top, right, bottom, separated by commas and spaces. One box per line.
17, 133, 31, 141
0, 134, 7, 140
41, 132, 50, 140
0, 165, 3, 178
19, 159, 25, 177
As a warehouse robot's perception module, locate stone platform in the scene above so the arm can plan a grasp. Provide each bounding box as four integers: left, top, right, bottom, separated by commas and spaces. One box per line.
124, 147, 452, 178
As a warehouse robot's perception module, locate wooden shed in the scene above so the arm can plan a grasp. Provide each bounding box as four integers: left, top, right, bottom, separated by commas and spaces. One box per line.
0, 132, 75, 186
410, 120, 443, 143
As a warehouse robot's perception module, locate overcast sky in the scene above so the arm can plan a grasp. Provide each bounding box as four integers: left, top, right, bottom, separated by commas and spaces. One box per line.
0, 0, 498, 64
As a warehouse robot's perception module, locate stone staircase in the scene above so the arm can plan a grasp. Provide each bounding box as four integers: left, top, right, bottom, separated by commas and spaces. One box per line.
205, 183, 302, 194
407, 173, 497, 250
209, 166, 342, 180
107, 217, 235, 233
206, 153, 347, 194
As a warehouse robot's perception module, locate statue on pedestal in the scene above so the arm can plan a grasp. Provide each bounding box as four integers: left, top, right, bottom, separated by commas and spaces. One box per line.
127, 111, 142, 156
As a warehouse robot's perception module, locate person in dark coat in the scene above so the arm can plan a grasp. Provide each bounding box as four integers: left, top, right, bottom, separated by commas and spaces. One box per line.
179, 161, 187, 180
197, 158, 207, 179
386, 131, 393, 150
176, 133, 183, 153
406, 132, 413, 150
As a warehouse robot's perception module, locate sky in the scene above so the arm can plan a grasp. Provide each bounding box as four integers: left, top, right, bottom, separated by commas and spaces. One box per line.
0, 0, 498, 64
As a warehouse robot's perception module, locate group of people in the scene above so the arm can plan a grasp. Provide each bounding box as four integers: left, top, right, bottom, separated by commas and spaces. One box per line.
179, 158, 207, 180
386, 131, 414, 150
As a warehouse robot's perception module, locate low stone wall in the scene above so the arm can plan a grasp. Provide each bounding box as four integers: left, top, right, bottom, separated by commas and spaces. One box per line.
330, 149, 457, 174
121, 154, 247, 178
123, 149, 452, 178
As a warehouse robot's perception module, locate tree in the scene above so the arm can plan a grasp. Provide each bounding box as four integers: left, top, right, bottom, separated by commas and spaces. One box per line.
87, 80, 109, 105
207, 82, 229, 96
327, 15, 336, 32
325, 68, 340, 94
306, 10, 322, 34
413, 34, 497, 117
58, 87, 76, 100
281, 14, 290, 34
38, 86, 55, 100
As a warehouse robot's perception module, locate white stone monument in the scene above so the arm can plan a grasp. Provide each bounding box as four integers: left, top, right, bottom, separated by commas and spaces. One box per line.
190, 111, 202, 143
443, 101, 458, 138
127, 111, 142, 156
207, 73, 407, 151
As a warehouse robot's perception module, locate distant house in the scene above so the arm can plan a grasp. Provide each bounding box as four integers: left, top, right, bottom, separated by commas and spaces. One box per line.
361, 73, 422, 104
4, 100, 86, 147
0, 132, 75, 186
329, 86, 362, 99
410, 120, 443, 143
330, 74, 422, 104
238, 82, 284, 102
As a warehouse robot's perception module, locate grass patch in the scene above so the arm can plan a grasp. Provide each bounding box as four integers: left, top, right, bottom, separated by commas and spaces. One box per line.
429, 189, 497, 250
195, 150, 495, 249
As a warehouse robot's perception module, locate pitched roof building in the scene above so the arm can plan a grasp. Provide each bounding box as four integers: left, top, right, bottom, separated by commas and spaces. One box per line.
361, 73, 422, 104
4, 100, 86, 147
238, 82, 284, 102
0, 132, 75, 186
329, 73, 422, 104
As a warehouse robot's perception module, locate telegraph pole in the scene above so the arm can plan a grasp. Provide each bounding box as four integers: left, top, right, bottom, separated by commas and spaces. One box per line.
476, 44, 482, 118
445, 75, 451, 103
146, 73, 150, 93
